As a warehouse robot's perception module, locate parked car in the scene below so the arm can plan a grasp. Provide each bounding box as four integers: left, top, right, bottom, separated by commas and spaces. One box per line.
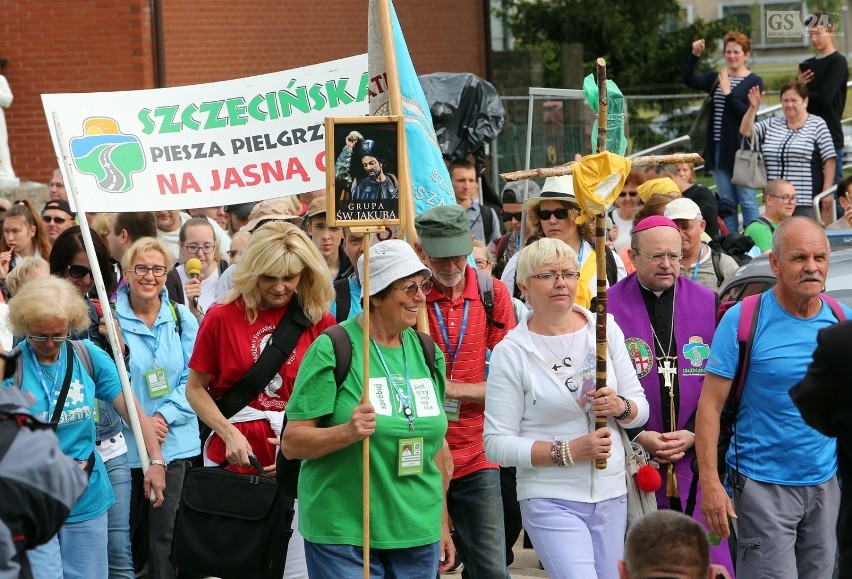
718, 248, 852, 308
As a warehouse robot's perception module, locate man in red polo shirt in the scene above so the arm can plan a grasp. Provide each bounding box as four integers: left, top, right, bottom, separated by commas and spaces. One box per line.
415, 205, 516, 578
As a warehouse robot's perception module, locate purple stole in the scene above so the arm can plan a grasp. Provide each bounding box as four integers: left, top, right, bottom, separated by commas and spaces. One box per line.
608, 274, 734, 576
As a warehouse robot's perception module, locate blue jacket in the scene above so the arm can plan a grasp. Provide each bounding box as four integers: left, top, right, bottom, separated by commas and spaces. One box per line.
683, 53, 763, 173
115, 286, 199, 466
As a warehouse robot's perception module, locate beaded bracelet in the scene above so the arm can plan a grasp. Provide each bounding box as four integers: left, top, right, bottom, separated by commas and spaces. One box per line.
615, 395, 632, 421
550, 441, 564, 466
563, 440, 575, 465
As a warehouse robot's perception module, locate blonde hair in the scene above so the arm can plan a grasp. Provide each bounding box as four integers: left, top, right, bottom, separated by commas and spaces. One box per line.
516, 238, 579, 285
5, 257, 51, 296
8, 275, 90, 336
527, 201, 594, 242
91, 213, 113, 245
226, 221, 333, 324
121, 237, 174, 272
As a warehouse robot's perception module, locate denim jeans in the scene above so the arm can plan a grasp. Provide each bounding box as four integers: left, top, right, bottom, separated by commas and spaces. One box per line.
714, 145, 759, 232
304, 540, 439, 579
105, 452, 134, 579
835, 148, 844, 185
447, 468, 510, 579
27, 512, 108, 579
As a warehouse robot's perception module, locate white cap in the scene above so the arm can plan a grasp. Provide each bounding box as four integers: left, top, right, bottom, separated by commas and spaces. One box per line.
664, 197, 703, 221
357, 239, 431, 296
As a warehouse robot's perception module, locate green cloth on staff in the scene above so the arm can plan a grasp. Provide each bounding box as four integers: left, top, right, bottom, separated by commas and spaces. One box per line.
583, 74, 627, 156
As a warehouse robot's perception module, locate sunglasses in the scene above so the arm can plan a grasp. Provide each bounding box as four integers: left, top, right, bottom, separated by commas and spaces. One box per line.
42, 215, 69, 224
394, 279, 433, 298
619, 190, 638, 198
536, 208, 569, 220
502, 211, 523, 222
67, 264, 93, 279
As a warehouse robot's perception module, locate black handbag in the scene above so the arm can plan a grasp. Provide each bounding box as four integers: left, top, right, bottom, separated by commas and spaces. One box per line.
688, 77, 718, 146
171, 455, 295, 579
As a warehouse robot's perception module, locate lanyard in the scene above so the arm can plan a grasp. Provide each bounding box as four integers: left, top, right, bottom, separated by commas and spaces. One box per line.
371, 336, 415, 433
140, 318, 166, 366
433, 300, 469, 379
26, 342, 66, 420
577, 242, 586, 265
690, 245, 705, 281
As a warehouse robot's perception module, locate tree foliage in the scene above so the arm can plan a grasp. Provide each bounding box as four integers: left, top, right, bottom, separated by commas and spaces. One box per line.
502, 0, 750, 92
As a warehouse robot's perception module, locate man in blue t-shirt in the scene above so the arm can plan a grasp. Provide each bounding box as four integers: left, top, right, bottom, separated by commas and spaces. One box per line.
695, 217, 846, 579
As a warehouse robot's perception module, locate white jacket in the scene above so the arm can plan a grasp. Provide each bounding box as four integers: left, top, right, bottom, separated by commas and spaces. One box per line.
484, 305, 649, 503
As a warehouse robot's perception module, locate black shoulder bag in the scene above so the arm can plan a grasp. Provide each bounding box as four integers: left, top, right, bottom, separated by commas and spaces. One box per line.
214, 302, 310, 419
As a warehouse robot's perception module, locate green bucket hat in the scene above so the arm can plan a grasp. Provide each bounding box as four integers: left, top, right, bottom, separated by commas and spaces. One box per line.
414, 205, 473, 258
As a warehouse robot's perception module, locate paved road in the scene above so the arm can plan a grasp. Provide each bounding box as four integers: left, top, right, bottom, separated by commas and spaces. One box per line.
441, 534, 549, 578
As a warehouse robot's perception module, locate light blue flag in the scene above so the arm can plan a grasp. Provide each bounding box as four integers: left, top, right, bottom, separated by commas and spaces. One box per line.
367, 0, 456, 218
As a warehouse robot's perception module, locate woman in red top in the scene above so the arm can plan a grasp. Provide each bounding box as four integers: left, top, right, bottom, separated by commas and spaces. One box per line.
186, 221, 336, 473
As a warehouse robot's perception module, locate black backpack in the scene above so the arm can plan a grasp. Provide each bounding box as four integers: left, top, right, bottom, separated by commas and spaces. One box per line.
709, 233, 754, 287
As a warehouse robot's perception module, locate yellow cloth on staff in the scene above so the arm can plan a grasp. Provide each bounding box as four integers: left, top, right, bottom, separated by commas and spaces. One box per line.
572, 152, 631, 223
637, 177, 679, 204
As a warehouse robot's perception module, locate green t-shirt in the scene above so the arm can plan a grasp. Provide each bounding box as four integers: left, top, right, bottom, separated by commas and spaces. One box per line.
286, 319, 448, 549
744, 218, 776, 252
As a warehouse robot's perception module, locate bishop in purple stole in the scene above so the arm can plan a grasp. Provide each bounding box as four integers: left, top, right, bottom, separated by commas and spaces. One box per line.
609, 272, 734, 576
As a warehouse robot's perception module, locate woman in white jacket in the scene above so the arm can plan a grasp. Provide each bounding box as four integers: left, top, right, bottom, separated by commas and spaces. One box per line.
484, 238, 649, 579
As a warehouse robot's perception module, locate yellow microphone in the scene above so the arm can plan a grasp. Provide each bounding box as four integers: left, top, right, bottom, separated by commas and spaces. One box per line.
185, 258, 203, 310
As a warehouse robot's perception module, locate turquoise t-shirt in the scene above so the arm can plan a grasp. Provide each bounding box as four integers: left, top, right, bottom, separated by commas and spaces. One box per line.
4, 340, 122, 521
707, 291, 849, 485
286, 319, 447, 549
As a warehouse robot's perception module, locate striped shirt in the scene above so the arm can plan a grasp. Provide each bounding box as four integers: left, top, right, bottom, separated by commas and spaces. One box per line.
425, 266, 516, 479
754, 115, 836, 205
712, 77, 744, 141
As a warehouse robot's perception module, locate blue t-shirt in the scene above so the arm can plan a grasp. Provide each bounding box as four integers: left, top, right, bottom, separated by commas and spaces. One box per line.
3, 340, 122, 522
328, 274, 363, 321
707, 291, 848, 485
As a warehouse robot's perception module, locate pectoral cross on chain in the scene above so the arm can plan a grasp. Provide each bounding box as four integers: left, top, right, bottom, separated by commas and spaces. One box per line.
657, 357, 677, 394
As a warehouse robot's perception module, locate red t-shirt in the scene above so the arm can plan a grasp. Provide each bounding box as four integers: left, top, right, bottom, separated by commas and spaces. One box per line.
190, 298, 335, 467
425, 266, 515, 479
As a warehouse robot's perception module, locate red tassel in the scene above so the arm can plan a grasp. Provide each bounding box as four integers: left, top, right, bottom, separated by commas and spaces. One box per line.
636, 465, 662, 493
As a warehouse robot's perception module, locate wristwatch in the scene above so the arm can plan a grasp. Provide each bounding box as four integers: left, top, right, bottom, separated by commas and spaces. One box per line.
149, 459, 168, 470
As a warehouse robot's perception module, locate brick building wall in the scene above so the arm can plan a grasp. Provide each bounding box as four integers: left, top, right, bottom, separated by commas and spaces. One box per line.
0, 1, 486, 183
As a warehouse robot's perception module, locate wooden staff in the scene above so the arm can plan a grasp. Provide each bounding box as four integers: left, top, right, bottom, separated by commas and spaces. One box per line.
500, 153, 703, 182
593, 58, 609, 470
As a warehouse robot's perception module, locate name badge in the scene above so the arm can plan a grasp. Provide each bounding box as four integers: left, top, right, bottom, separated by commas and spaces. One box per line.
398, 437, 424, 476
145, 368, 170, 398
443, 398, 461, 421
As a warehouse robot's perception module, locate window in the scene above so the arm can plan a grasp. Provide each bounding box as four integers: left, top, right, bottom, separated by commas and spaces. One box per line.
720, 1, 810, 49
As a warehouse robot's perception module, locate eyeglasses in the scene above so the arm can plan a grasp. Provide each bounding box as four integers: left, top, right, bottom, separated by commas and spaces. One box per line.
502, 211, 523, 222
27, 333, 69, 343
48, 182, 65, 189
529, 271, 581, 282
768, 193, 797, 203
536, 208, 569, 220
183, 243, 216, 254
227, 250, 241, 259
67, 264, 92, 279
619, 190, 638, 198
475, 259, 491, 270
635, 251, 683, 265
42, 215, 69, 224
393, 279, 433, 297
131, 264, 168, 277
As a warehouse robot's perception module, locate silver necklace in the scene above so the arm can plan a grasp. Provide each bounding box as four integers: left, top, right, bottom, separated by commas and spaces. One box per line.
649, 286, 676, 362
532, 315, 586, 392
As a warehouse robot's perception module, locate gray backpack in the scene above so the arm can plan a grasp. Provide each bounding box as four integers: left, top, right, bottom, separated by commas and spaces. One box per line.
0, 384, 88, 572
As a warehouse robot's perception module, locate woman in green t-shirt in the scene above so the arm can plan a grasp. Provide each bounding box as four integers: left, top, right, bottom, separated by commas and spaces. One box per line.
283, 239, 454, 578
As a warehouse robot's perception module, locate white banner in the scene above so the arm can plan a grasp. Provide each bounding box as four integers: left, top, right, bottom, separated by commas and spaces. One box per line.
42, 54, 368, 212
